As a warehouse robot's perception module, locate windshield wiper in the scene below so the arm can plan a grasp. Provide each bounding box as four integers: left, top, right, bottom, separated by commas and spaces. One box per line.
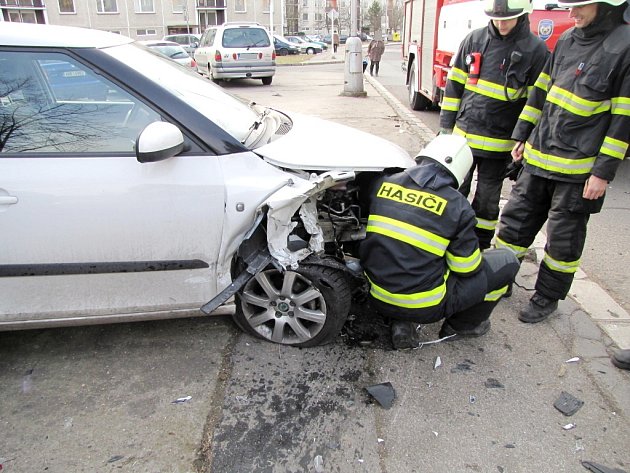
241, 105, 270, 145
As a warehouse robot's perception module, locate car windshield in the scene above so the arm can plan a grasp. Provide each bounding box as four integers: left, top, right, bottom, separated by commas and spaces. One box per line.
222, 28, 270, 48
150, 45, 189, 59
104, 42, 259, 143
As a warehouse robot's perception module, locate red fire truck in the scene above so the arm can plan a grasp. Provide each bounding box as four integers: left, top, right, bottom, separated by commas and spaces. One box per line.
402, 0, 574, 110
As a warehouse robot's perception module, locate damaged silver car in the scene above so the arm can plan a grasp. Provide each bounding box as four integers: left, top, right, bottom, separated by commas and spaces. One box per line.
0, 23, 415, 347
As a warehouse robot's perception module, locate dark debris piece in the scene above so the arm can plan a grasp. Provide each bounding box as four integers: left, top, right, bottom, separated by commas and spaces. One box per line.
107, 455, 124, 464
485, 378, 504, 389
365, 382, 396, 409
582, 460, 628, 473
554, 391, 584, 416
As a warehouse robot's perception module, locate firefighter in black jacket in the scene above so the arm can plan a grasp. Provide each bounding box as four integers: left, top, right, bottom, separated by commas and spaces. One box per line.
360, 136, 520, 349
439, 0, 549, 250
496, 0, 630, 323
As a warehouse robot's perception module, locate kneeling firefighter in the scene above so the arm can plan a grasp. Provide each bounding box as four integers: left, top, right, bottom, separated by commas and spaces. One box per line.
359, 135, 520, 349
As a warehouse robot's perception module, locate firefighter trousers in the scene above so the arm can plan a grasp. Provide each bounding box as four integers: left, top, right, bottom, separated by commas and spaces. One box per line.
371, 248, 519, 330
496, 170, 604, 301
459, 154, 512, 250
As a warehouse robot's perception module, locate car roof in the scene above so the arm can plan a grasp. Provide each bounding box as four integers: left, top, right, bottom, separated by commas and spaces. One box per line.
0, 22, 133, 48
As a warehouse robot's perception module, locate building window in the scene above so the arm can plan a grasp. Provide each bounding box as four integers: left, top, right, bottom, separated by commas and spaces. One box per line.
302, 0, 307, 6
8, 10, 38, 23
58, 0, 76, 13
262, 0, 269, 12
96, 0, 118, 13
234, 0, 246, 12
302, 12, 308, 20
137, 28, 157, 36
134, 0, 154, 12
172, 0, 184, 12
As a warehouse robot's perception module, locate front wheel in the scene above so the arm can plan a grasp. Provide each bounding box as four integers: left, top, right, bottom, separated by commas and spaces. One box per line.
261, 76, 273, 85
408, 65, 431, 111
278, 48, 289, 56
233, 264, 351, 347
306, 47, 315, 55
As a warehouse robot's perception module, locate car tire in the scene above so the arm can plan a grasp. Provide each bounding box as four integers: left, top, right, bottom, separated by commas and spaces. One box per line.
233, 263, 351, 347
261, 76, 273, 85
278, 48, 289, 56
306, 47, 315, 55
408, 64, 431, 111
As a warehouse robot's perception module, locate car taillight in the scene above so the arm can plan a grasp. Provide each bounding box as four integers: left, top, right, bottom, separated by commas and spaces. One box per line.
191, 59, 197, 68
258, 52, 263, 59
272, 51, 276, 59
214, 50, 222, 62
233, 53, 238, 60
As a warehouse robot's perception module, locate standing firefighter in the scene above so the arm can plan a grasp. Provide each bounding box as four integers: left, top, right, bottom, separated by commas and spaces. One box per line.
360, 136, 520, 349
496, 0, 630, 323
439, 0, 549, 250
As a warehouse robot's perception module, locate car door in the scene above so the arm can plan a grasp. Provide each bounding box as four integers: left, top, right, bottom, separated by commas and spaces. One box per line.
0, 50, 226, 324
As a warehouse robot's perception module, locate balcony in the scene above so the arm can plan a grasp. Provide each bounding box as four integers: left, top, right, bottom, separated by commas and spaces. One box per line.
197, 0, 225, 8
0, 0, 45, 7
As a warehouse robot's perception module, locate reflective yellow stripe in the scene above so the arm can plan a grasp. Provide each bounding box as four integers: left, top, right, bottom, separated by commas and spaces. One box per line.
367, 215, 450, 257
442, 96, 460, 112
454, 125, 514, 152
534, 72, 550, 92
495, 236, 528, 258
484, 285, 508, 302
547, 85, 611, 117
446, 248, 482, 274
600, 136, 628, 159
475, 217, 497, 231
543, 253, 580, 274
612, 97, 630, 116
519, 105, 541, 125
366, 273, 449, 309
449, 66, 467, 85
524, 142, 595, 175
465, 78, 524, 102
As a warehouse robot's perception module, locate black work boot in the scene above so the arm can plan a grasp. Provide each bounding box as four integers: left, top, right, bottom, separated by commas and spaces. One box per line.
611, 349, 630, 371
438, 319, 491, 341
390, 321, 419, 350
518, 292, 558, 323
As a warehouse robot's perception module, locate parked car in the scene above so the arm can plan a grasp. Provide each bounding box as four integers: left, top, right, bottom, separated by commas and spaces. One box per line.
273, 35, 300, 56
0, 23, 414, 347
321, 34, 348, 44
194, 22, 275, 85
285, 35, 323, 54
140, 40, 197, 68
303, 35, 328, 50
162, 33, 201, 55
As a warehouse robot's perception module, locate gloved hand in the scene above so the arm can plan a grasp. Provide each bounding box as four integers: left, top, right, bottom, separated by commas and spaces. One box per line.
437, 128, 453, 136
503, 160, 523, 181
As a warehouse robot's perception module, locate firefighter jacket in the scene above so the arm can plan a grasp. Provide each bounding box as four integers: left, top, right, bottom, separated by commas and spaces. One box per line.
359, 161, 482, 318
440, 16, 549, 159
512, 20, 630, 183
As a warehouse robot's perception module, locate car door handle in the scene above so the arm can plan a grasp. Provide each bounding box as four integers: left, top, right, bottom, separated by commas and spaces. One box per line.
0, 195, 18, 205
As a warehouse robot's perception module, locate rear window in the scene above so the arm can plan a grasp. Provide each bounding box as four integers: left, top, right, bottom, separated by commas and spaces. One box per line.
222, 27, 270, 48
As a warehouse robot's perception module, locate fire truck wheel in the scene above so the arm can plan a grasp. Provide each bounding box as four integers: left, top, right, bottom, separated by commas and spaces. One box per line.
408, 65, 431, 111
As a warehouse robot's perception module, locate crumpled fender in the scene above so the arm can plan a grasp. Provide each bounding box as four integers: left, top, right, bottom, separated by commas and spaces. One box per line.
264, 170, 355, 269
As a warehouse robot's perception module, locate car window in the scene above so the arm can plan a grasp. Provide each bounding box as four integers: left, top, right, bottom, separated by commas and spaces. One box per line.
222, 28, 270, 48
151, 45, 189, 60
0, 51, 161, 154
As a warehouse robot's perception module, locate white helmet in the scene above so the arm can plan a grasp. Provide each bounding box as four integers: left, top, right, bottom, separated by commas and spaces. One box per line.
557, 0, 625, 6
484, 0, 534, 19
414, 135, 473, 188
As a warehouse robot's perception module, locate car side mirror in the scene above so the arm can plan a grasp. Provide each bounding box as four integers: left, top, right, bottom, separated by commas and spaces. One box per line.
136, 121, 184, 163
191, 42, 199, 48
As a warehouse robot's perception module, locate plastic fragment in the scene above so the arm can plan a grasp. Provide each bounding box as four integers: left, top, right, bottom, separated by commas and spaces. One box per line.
377, 438, 384, 443
581, 460, 629, 473
107, 455, 124, 463
432, 431, 439, 437
172, 395, 192, 404
469, 395, 476, 404
565, 357, 580, 363
358, 458, 364, 463
314, 455, 324, 473
365, 382, 396, 409
434, 356, 442, 369
554, 391, 584, 416
563, 423, 576, 430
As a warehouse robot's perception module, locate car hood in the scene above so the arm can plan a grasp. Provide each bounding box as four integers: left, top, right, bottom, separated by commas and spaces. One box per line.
256, 112, 415, 171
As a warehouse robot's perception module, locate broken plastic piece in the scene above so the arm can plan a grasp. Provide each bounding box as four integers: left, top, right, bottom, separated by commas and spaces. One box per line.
314, 455, 324, 473
172, 395, 192, 404
377, 438, 384, 443
365, 382, 396, 409
107, 456, 124, 464
434, 356, 442, 369
562, 423, 576, 430
581, 460, 628, 473
554, 391, 584, 416
565, 357, 580, 363
469, 395, 476, 404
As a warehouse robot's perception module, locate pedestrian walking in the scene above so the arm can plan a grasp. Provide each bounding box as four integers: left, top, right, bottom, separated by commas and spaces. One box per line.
367, 35, 385, 76
359, 136, 520, 349
439, 0, 549, 250
496, 0, 630, 323
333, 31, 340, 53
